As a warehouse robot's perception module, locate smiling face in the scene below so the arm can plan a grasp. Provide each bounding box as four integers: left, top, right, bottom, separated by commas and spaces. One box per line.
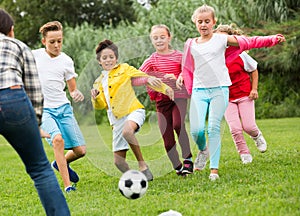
195, 11, 216, 37
98, 48, 117, 71
150, 27, 171, 54
42, 30, 63, 58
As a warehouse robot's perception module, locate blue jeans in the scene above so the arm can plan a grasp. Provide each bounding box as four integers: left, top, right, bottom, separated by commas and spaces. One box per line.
189, 87, 229, 169
0, 87, 70, 216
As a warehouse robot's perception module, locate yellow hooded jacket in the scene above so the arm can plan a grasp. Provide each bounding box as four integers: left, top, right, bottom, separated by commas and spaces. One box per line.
91, 63, 170, 120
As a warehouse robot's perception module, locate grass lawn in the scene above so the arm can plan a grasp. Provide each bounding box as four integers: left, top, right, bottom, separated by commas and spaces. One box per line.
0, 117, 299, 216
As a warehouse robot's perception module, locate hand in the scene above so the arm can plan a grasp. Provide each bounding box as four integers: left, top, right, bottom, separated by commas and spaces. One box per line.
166, 88, 174, 101
248, 89, 258, 100
40, 128, 50, 138
91, 88, 100, 99
176, 76, 184, 90
147, 77, 162, 87
164, 74, 176, 80
276, 34, 286, 43
70, 89, 84, 102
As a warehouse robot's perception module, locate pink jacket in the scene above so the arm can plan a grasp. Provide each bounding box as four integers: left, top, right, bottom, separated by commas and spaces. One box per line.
181, 34, 282, 94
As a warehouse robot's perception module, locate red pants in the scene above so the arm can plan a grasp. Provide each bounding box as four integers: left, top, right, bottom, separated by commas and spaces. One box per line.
156, 98, 192, 169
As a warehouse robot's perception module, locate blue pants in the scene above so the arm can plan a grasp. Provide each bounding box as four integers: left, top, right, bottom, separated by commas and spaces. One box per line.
189, 87, 229, 169
0, 87, 70, 216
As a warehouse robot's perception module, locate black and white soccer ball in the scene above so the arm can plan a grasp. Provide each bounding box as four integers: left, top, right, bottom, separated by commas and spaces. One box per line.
118, 170, 148, 199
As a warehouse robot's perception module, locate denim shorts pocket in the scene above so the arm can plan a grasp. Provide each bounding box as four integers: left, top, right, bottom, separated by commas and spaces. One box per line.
0, 92, 32, 126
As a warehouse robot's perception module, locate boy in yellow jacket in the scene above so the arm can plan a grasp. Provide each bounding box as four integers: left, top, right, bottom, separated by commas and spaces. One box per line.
91, 39, 173, 181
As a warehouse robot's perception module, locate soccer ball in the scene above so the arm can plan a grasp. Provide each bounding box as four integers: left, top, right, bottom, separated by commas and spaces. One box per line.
118, 170, 148, 199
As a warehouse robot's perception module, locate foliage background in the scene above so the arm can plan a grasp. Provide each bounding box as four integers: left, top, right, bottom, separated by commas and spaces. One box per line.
1, 0, 299, 122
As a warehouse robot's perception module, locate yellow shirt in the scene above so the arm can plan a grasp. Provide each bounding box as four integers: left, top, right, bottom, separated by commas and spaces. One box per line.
91, 63, 170, 120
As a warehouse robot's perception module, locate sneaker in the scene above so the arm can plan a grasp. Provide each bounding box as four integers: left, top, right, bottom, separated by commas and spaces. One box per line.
209, 173, 219, 181
194, 149, 209, 171
175, 167, 183, 176
209, 173, 220, 181
240, 154, 253, 164
181, 160, 193, 174
142, 167, 153, 181
51, 161, 79, 183
251, 131, 267, 153
65, 185, 76, 193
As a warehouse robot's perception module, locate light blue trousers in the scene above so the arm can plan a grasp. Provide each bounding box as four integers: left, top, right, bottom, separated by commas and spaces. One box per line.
189, 87, 229, 169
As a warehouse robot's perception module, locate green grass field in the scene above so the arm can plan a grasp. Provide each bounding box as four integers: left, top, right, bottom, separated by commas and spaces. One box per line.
0, 118, 299, 216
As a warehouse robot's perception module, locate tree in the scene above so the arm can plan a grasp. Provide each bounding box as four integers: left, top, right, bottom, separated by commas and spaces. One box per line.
0, 0, 137, 46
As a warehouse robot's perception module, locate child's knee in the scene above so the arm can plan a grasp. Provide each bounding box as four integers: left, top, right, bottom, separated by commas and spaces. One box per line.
78, 147, 86, 157
122, 129, 134, 139
190, 129, 205, 141
52, 134, 64, 146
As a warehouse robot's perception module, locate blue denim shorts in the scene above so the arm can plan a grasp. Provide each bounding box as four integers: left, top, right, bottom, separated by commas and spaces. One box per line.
42, 103, 85, 149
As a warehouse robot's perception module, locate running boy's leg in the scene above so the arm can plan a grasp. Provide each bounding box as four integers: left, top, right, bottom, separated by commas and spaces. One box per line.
123, 120, 148, 170
59, 104, 86, 163
114, 150, 130, 172
52, 134, 73, 189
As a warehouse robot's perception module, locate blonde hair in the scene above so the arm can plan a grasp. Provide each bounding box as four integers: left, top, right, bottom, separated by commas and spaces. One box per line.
150, 24, 172, 49
39, 21, 63, 37
150, 24, 171, 37
214, 24, 244, 35
191, 4, 216, 23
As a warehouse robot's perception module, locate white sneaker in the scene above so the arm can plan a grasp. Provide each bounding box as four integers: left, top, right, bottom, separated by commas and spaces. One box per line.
194, 148, 209, 171
209, 173, 219, 181
240, 154, 253, 164
251, 131, 267, 153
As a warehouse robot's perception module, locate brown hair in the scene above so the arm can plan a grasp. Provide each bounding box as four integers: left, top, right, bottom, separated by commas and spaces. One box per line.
95, 39, 119, 61
39, 21, 63, 37
0, 9, 14, 35
191, 4, 216, 23
214, 24, 244, 35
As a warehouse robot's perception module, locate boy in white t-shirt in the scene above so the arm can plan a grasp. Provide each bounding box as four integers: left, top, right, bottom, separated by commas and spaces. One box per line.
33, 21, 86, 193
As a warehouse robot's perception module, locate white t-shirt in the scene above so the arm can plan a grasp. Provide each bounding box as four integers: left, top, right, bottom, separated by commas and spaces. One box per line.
191, 33, 232, 88
32, 48, 78, 108
101, 70, 117, 125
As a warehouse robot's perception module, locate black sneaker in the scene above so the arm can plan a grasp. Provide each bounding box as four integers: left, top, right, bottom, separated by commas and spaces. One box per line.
51, 160, 79, 183
181, 160, 193, 175
175, 167, 183, 176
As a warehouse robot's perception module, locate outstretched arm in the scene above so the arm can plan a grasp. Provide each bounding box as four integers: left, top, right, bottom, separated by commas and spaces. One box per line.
234, 34, 285, 49
226, 34, 286, 63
